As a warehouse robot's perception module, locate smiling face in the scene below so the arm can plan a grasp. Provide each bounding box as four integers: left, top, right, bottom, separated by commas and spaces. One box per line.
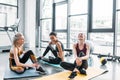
50, 35, 57, 42
78, 33, 85, 41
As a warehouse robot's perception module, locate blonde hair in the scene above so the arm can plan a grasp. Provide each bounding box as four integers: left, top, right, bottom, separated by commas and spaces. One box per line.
13, 32, 24, 46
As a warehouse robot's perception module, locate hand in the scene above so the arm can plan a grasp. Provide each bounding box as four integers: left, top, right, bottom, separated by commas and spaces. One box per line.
75, 57, 82, 66
30, 63, 38, 67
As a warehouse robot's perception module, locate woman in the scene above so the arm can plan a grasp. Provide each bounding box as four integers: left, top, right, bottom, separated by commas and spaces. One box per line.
37, 32, 64, 64
60, 33, 90, 79
9, 32, 45, 74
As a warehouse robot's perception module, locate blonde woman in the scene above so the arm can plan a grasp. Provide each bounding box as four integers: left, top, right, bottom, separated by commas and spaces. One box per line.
60, 33, 90, 79
9, 32, 45, 74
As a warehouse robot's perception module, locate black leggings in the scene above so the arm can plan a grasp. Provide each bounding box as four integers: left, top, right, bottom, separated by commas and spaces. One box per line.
42, 45, 62, 64
43, 45, 58, 57
60, 60, 88, 71
43, 57, 62, 64
10, 50, 37, 74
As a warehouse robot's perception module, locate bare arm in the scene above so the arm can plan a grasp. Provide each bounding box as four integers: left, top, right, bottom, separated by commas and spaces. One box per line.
56, 42, 64, 61
73, 44, 77, 59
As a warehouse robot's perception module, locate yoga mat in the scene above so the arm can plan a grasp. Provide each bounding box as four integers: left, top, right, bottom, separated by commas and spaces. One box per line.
4, 67, 40, 79
34, 67, 108, 80
4, 61, 40, 79
40, 60, 61, 68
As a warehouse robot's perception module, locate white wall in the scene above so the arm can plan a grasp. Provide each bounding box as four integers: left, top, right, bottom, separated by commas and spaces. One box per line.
25, 0, 36, 48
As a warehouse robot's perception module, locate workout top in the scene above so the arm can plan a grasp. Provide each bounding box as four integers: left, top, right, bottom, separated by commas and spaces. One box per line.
9, 47, 23, 59
76, 43, 87, 57
53, 41, 64, 52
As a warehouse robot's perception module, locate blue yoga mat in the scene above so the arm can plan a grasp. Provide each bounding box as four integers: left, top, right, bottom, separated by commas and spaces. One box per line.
40, 60, 61, 68
4, 67, 40, 79
4, 61, 40, 79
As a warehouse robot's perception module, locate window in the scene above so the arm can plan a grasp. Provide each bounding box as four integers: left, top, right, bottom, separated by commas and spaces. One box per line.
0, 5, 17, 27
55, 4, 67, 30
0, 12, 6, 27
69, 15, 87, 48
39, 0, 53, 48
40, 0, 53, 18
90, 33, 113, 55
0, 0, 17, 47
92, 0, 113, 29
117, 0, 120, 9
0, 0, 17, 5
116, 0, 120, 56
70, 0, 88, 15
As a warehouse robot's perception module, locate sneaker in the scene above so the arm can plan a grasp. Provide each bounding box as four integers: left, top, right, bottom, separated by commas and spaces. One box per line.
36, 67, 46, 74
79, 68, 87, 75
68, 71, 77, 79
37, 57, 42, 60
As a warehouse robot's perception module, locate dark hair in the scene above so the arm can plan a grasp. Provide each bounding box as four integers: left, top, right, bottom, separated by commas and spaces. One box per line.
49, 32, 57, 37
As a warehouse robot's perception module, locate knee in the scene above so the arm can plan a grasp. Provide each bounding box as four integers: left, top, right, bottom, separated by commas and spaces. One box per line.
27, 50, 33, 53
60, 62, 65, 67
27, 50, 34, 55
16, 70, 25, 74
12, 67, 25, 74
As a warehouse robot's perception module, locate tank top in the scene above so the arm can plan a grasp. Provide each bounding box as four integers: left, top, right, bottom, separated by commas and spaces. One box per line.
76, 43, 87, 57
9, 47, 23, 59
55, 41, 64, 52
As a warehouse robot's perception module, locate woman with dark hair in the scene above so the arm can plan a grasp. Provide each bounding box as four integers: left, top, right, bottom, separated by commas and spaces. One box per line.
9, 32, 45, 74
60, 33, 90, 79
37, 32, 64, 64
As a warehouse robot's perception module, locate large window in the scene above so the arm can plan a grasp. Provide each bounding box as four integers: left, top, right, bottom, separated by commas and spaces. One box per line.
0, 12, 6, 27
89, 0, 114, 55
40, 0, 53, 18
55, 4, 67, 30
38, 0, 120, 57
0, 5, 17, 27
0, 0, 17, 5
40, 0, 53, 48
90, 33, 113, 55
70, 0, 88, 15
0, 0, 17, 47
69, 15, 87, 48
116, 0, 120, 56
69, 0, 88, 48
41, 19, 52, 41
118, 0, 120, 9
92, 0, 113, 29
54, 1, 68, 48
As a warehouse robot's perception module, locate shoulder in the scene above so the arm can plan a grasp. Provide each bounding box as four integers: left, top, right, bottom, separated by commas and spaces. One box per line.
85, 43, 90, 49
10, 46, 18, 53
73, 43, 78, 48
56, 41, 62, 46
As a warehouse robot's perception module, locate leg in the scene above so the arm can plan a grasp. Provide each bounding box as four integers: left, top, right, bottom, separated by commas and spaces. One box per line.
45, 45, 58, 57
60, 62, 75, 71
77, 60, 88, 75
9, 58, 26, 74
45, 57, 62, 64
20, 50, 37, 63
10, 66, 26, 74
60, 62, 77, 79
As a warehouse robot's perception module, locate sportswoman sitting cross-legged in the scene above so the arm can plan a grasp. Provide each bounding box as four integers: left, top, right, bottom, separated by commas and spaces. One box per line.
60, 33, 90, 79
37, 32, 64, 64
9, 32, 45, 74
